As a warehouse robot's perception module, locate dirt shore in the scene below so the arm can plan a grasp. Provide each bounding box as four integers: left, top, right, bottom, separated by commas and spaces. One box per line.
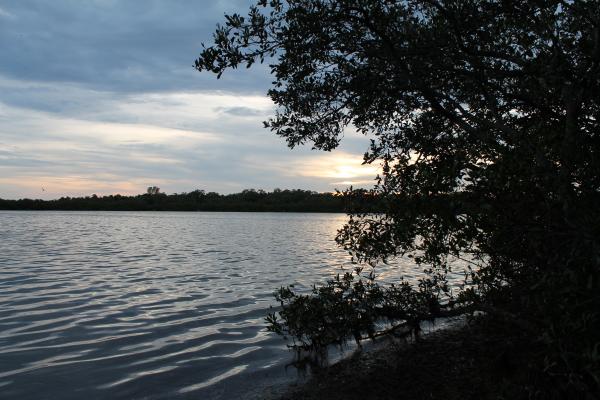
277, 319, 532, 400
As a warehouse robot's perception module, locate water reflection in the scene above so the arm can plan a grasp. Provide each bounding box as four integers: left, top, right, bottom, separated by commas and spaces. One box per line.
0, 211, 450, 399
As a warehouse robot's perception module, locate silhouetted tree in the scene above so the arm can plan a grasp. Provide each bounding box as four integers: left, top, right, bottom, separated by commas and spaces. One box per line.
196, 1, 600, 396
146, 186, 161, 195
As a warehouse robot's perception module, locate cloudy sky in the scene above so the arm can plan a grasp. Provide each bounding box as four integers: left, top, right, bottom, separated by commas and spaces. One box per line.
0, 0, 376, 199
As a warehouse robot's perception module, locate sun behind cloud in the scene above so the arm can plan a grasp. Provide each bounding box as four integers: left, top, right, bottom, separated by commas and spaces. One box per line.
294, 153, 380, 187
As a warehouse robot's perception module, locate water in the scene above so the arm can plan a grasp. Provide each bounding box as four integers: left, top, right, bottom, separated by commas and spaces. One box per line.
0, 211, 436, 399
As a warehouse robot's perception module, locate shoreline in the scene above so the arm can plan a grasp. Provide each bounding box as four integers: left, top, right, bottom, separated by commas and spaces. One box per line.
272, 317, 531, 400
0, 209, 347, 213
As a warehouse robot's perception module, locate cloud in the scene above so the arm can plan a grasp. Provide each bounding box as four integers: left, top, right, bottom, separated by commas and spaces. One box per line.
239, 151, 380, 189
0, 0, 272, 93
0, 7, 15, 19
0, 2, 378, 199
0, 78, 375, 199
0, 175, 144, 198
290, 153, 381, 180
215, 106, 267, 117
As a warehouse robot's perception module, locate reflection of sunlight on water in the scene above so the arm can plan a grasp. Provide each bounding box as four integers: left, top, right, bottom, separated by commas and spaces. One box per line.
179, 364, 248, 393
99, 365, 180, 389
0, 211, 471, 399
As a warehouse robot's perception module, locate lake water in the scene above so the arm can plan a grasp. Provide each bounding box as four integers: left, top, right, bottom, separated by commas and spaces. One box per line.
0, 211, 434, 399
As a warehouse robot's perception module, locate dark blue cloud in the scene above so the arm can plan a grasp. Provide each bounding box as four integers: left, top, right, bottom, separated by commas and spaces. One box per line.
216, 106, 266, 117
0, 0, 271, 93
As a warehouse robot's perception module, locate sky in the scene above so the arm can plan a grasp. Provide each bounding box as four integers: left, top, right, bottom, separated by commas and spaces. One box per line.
0, 0, 377, 199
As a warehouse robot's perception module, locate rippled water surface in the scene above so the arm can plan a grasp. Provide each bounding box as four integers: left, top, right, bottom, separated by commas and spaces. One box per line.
0, 211, 423, 399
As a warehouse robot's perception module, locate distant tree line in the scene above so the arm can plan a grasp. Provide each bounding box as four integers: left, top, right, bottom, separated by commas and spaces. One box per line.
0, 188, 367, 212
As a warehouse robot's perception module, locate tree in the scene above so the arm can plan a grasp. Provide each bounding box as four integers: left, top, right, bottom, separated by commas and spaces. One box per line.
196, 1, 600, 396
146, 186, 161, 195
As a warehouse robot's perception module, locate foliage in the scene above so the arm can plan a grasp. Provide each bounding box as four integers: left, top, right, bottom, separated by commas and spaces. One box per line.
197, 0, 600, 397
0, 188, 348, 212
146, 186, 161, 195
266, 267, 451, 353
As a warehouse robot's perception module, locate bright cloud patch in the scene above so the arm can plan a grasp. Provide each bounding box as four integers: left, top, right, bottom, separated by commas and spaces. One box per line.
0, 77, 374, 199
294, 153, 381, 181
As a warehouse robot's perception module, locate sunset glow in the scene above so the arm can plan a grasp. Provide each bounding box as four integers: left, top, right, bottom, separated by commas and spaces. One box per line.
0, 2, 376, 199
294, 153, 381, 182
